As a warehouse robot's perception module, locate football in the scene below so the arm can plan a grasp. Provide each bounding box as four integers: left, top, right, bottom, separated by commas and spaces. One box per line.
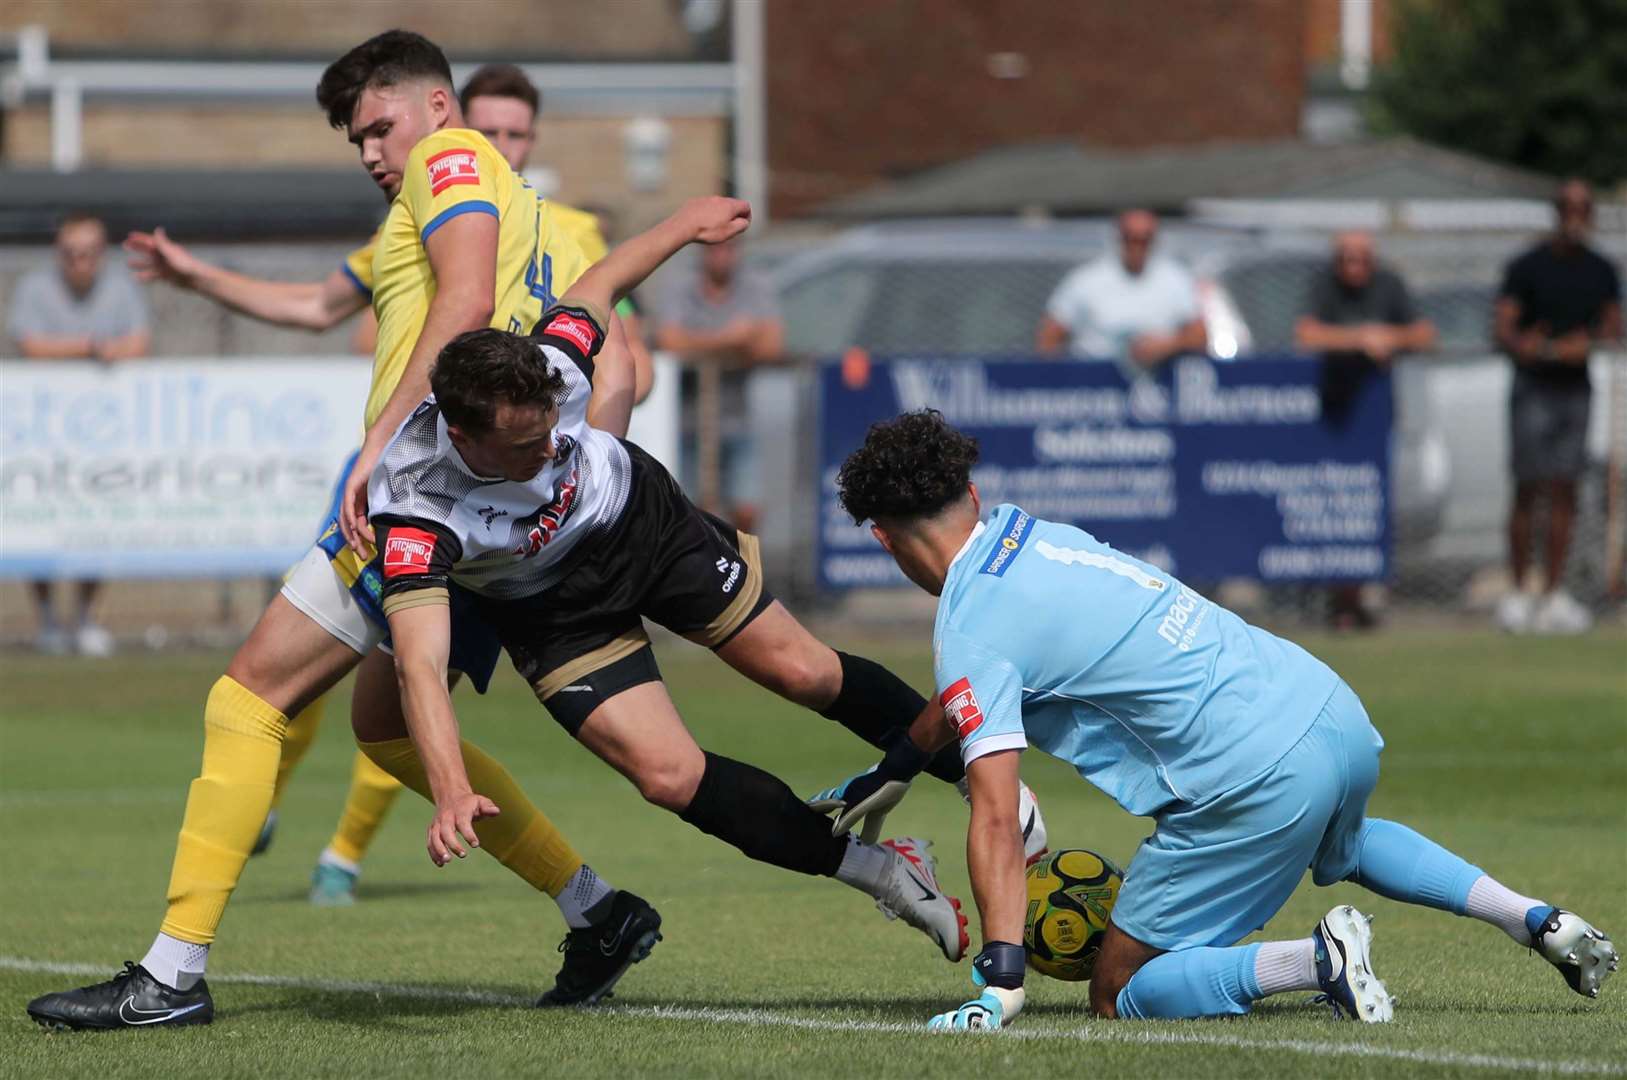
1023, 848, 1124, 981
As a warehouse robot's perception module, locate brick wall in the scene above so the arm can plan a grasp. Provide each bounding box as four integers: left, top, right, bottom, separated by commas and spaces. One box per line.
2, 0, 696, 58
764, 0, 1308, 217
2, 107, 726, 234
1304, 0, 1399, 69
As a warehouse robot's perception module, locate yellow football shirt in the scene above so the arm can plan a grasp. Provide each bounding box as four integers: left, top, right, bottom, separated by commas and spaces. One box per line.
339, 229, 380, 298
548, 201, 637, 319
366, 127, 590, 428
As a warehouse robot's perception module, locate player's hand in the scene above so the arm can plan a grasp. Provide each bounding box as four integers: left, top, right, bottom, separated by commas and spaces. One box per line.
428, 791, 500, 867
806, 766, 911, 844
124, 227, 202, 287
339, 443, 382, 556
676, 196, 752, 245
926, 986, 1024, 1032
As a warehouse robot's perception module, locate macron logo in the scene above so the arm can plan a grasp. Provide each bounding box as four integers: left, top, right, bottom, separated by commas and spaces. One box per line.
426, 148, 480, 196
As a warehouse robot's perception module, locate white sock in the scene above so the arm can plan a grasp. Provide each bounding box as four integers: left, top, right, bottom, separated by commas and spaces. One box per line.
554, 864, 615, 929
1254, 938, 1319, 996
1465, 874, 1545, 945
317, 846, 362, 876
834, 835, 891, 896
141, 933, 209, 991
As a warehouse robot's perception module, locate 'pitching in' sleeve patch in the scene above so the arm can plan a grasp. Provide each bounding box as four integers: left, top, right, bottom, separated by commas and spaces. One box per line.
940, 676, 984, 740
382, 527, 439, 578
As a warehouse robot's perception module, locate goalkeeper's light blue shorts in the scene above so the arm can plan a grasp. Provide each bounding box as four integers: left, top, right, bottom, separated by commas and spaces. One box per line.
1111, 680, 1384, 952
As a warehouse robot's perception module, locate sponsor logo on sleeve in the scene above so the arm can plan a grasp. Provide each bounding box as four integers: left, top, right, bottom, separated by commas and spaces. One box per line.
543, 311, 599, 355
382, 527, 438, 577
979, 509, 1033, 576
940, 676, 984, 739
426, 148, 481, 196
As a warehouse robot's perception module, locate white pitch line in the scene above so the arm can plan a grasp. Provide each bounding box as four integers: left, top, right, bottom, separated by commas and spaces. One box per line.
3, 956, 1621, 1077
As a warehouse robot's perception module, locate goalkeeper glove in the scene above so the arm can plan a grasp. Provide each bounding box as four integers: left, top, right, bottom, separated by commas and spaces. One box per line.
928, 941, 1026, 1031
806, 736, 931, 843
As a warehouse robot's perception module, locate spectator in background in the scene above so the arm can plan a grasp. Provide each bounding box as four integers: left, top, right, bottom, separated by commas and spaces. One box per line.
6, 212, 151, 657
1295, 230, 1437, 630
655, 236, 784, 529
1493, 179, 1623, 635
1037, 209, 1207, 370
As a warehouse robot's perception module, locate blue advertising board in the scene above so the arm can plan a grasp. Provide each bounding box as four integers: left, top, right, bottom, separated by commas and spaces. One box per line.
817, 356, 1391, 588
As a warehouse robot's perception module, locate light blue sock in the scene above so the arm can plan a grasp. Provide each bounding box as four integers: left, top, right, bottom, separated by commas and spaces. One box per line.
1348, 818, 1483, 915
1115, 943, 1263, 1019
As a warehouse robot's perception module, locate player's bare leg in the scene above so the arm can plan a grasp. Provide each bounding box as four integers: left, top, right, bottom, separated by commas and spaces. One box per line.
349, 647, 656, 1005
574, 678, 967, 960
1088, 922, 1164, 1019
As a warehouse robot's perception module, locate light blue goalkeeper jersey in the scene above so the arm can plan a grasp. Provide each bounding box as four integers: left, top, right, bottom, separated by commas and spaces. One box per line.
933, 504, 1340, 816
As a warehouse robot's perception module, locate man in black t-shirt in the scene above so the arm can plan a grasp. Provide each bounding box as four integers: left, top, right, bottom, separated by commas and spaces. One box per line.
1493, 180, 1623, 635
1295, 231, 1437, 628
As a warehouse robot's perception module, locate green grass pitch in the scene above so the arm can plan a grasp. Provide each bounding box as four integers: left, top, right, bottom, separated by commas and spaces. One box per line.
2, 627, 1624, 1078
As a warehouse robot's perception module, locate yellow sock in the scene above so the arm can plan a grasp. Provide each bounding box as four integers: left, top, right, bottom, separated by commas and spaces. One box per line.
272, 694, 325, 809
359, 737, 583, 897
160, 676, 289, 944
325, 750, 404, 865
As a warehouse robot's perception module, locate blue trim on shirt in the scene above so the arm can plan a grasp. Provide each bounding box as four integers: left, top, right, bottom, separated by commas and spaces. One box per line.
980, 509, 1033, 576
420, 200, 499, 243
339, 263, 372, 300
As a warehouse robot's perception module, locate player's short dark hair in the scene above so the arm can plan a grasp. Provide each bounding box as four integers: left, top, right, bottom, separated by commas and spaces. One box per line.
459, 63, 541, 116
837, 409, 980, 525
431, 329, 568, 435
56, 210, 105, 234
316, 30, 454, 130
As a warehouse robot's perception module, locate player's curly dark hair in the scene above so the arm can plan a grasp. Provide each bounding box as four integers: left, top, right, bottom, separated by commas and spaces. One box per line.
431, 329, 567, 435
836, 409, 980, 524
316, 30, 454, 130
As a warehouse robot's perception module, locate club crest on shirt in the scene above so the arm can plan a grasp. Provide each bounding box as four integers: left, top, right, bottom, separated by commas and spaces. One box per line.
426, 148, 480, 196
940, 676, 984, 739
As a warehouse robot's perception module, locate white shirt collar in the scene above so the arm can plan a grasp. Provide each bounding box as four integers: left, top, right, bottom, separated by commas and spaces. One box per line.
946, 519, 988, 573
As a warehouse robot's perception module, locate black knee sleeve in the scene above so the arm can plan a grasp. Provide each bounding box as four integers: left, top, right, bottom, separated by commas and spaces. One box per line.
678, 752, 847, 877
819, 651, 964, 784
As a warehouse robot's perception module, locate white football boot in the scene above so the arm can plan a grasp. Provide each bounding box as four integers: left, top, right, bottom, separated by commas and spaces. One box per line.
1531, 590, 1593, 635
1312, 905, 1393, 1022
955, 779, 1050, 865
875, 837, 968, 962
1530, 908, 1619, 999
1495, 591, 1534, 634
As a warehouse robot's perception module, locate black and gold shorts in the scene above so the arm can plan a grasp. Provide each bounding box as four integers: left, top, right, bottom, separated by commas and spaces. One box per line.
476, 440, 774, 733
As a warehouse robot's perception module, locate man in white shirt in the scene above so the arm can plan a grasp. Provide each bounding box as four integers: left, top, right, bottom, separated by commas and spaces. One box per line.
1037, 209, 1207, 369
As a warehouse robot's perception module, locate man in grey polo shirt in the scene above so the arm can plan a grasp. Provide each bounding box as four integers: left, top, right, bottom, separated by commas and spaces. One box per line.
6, 211, 151, 656
655, 235, 784, 530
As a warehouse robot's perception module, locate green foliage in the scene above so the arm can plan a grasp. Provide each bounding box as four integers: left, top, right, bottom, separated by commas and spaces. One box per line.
1373, 0, 1627, 183
2, 633, 1625, 1077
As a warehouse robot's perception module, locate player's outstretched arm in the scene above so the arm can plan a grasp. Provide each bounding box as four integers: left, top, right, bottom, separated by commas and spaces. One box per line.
560, 196, 750, 320
124, 228, 369, 331
929, 747, 1027, 1032
385, 600, 500, 866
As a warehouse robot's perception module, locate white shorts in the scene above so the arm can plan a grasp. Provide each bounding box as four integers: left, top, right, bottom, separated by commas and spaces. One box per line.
281, 544, 386, 657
